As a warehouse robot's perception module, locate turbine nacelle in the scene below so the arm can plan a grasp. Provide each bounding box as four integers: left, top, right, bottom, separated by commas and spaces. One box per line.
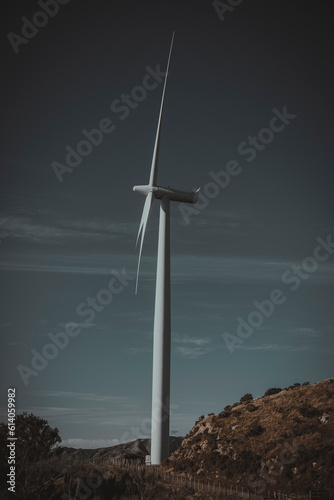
133, 185, 200, 204
133, 185, 151, 196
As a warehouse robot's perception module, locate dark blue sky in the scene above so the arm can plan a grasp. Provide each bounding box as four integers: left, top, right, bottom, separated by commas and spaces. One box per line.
1, 0, 333, 448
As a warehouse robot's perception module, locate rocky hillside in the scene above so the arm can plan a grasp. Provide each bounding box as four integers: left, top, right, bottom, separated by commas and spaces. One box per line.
164, 379, 334, 494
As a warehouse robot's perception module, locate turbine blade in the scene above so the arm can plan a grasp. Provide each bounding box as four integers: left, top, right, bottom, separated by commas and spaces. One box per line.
148, 31, 175, 187
135, 191, 154, 294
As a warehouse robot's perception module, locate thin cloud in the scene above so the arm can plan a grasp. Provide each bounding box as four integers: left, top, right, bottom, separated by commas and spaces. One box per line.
173, 335, 212, 359
233, 343, 293, 351
30, 391, 131, 404
0, 321, 13, 328
14, 405, 146, 427
286, 326, 334, 338
174, 335, 211, 347
175, 345, 212, 359
1, 214, 136, 244
127, 335, 212, 358
231, 343, 333, 353
0, 252, 137, 275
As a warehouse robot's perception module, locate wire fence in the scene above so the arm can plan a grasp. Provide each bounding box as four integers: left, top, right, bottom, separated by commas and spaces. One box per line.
84, 457, 310, 500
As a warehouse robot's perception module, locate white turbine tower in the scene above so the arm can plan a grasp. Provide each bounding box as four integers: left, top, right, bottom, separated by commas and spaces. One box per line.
133, 32, 199, 465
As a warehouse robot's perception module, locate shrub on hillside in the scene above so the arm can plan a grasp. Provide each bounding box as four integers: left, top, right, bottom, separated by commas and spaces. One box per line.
195, 415, 205, 424
245, 423, 265, 437
246, 403, 258, 412
240, 393, 253, 404
218, 404, 232, 417
299, 404, 321, 418
264, 387, 282, 396
218, 411, 231, 419
287, 382, 301, 390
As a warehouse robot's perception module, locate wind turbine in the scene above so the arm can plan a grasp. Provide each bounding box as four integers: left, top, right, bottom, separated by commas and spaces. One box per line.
133, 32, 199, 465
